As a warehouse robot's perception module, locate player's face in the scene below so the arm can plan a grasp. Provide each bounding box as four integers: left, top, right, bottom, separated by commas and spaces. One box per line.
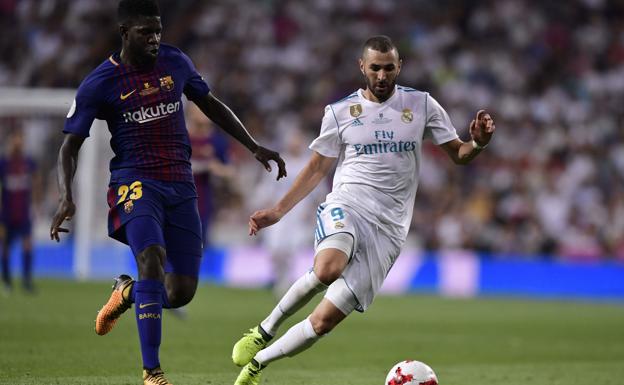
121, 16, 162, 65
359, 48, 401, 102
9, 131, 24, 154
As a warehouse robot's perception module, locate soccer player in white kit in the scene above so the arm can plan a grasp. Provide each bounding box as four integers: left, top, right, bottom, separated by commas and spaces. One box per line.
232, 35, 496, 385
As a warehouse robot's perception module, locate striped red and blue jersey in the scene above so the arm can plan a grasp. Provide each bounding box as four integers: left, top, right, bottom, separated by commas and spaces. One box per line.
0, 155, 36, 226
64, 43, 210, 183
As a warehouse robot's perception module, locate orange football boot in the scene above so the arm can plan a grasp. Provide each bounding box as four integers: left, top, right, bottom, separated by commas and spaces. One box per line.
95, 274, 134, 335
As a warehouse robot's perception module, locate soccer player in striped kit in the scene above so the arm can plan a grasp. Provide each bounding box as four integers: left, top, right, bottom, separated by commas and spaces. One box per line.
0, 129, 37, 294
49, 1, 286, 384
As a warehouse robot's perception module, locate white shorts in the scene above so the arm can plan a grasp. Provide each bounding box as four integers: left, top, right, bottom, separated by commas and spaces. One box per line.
315, 203, 401, 312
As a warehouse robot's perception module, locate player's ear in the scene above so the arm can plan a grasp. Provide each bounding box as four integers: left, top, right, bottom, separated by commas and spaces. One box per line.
359, 58, 365, 76
397, 58, 402, 76
119, 24, 128, 39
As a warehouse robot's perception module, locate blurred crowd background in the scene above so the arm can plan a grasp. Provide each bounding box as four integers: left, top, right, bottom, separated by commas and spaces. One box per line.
1, 0, 624, 261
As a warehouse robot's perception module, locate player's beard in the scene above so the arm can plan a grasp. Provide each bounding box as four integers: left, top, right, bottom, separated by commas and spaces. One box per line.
366, 77, 395, 102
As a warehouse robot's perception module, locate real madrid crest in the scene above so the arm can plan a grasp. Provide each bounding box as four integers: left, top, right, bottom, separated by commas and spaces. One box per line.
124, 200, 134, 213
401, 108, 413, 123
350, 104, 362, 118
159, 75, 174, 92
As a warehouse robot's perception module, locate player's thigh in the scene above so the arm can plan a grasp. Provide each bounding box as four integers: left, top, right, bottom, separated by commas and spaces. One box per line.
124, 215, 166, 258
107, 179, 165, 249
163, 198, 202, 279
314, 203, 357, 282
313, 247, 349, 283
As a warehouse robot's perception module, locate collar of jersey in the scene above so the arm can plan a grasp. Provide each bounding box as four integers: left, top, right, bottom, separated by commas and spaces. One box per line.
358, 85, 399, 106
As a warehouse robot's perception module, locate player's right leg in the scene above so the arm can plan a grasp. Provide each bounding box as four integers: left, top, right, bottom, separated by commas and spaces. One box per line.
95, 272, 134, 335
232, 232, 353, 367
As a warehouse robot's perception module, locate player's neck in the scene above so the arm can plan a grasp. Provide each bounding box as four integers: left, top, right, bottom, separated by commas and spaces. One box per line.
362, 87, 394, 103
120, 48, 155, 69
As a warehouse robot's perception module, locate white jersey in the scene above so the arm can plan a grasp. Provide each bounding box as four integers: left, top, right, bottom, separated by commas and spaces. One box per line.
309, 85, 458, 246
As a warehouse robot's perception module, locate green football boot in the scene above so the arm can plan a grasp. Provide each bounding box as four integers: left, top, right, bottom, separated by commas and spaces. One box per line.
234, 360, 265, 385
232, 326, 271, 366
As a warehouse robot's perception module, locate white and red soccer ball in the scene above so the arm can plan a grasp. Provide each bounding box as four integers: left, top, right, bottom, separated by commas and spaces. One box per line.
385, 360, 438, 385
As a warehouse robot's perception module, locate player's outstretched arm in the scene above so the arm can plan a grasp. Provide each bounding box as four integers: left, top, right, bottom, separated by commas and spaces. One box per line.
249, 151, 335, 235
50, 133, 85, 242
193, 92, 286, 180
440, 109, 495, 165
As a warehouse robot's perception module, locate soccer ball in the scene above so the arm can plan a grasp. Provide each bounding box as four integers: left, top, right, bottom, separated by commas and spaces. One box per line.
385, 360, 438, 385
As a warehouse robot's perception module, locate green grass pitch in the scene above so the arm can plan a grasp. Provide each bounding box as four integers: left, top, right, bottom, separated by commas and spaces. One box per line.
1, 279, 623, 384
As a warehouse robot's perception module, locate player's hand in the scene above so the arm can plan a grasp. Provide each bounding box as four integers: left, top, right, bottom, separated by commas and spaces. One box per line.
469, 110, 495, 147
254, 146, 287, 180
248, 208, 282, 236
50, 199, 75, 242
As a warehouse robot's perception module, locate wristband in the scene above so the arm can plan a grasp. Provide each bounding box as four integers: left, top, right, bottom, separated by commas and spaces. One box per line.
471, 139, 488, 150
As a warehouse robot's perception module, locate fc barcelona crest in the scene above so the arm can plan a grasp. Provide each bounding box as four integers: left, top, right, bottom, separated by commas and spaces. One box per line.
159, 76, 174, 92
124, 200, 134, 214
401, 108, 413, 123
350, 104, 362, 118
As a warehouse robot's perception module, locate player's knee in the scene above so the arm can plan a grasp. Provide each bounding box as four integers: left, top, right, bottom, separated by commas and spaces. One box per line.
313, 265, 342, 286
136, 245, 166, 279
167, 288, 195, 308
309, 313, 338, 335
165, 276, 198, 308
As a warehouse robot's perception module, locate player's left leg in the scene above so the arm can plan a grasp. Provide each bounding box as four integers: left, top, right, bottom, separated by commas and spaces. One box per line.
161, 196, 202, 309
1, 231, 11, 294
21, 233, 34, 293
234, 280, 357, 385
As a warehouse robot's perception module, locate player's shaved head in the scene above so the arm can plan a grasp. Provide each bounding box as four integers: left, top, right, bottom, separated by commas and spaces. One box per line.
118, 0, 160, 25
362, 35, 399, 58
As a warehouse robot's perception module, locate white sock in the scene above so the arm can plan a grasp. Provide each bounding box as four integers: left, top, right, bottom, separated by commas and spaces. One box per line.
260, 271, 327, 336
255, 317, 320, 365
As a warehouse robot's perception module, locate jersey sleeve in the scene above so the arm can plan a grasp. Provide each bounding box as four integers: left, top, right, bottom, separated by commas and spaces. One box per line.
309, 105, 341, 158
63, 76, 102, 138
423, 94, 459, 145
181, 52, 210, 102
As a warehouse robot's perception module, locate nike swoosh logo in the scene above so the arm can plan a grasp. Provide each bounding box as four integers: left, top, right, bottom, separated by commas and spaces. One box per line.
138, 302, 160, 309
120, 89, 136, 100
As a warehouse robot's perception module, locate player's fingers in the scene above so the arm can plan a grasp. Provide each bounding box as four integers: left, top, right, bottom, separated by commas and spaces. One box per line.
249, 219, 259, 235
476, 109, 485, 121
57, 228, 69, 233
50, 228, 59, 242
275, 156, 287, 180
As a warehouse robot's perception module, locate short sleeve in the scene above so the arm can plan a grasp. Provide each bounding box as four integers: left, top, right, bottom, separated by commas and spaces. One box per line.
181, 52, 210, 102
63, 78, 102, 138
423, 94, 459, 145
309, 105, 341, 158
